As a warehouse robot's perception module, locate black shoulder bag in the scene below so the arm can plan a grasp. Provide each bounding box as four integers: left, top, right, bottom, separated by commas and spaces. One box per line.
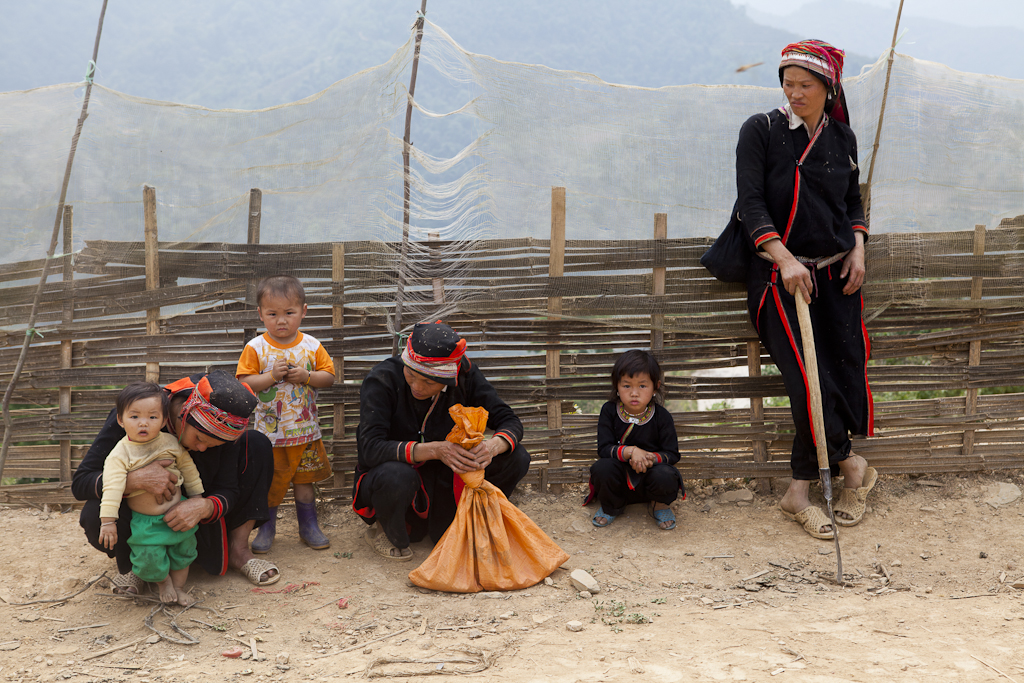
699, 199, 754, 283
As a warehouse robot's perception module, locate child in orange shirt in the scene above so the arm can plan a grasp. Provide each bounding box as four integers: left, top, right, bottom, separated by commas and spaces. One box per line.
237, 275, 336, 551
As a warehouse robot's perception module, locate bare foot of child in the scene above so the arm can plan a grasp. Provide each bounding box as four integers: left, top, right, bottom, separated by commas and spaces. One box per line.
174, 587, 195, 607
157, 576, 178, 604
168, 567, 193, 606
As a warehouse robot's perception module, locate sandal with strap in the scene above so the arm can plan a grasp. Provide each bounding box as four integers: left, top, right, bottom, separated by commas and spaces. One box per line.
238, 558, 281, 586
591, 507, 618, 528
780, 505, 834, 540
364, 527, 413, 562
111, 571, 144, 596
833, 466, 877, 527
648, 502, 676, 531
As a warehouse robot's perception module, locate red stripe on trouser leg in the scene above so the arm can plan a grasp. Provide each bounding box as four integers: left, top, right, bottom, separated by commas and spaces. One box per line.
216, 517, 228, 576
860, 293, 875, 436
772, 286, 817, 448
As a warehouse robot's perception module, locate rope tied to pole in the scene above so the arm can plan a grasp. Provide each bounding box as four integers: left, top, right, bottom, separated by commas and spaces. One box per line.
84, 59, 97, 84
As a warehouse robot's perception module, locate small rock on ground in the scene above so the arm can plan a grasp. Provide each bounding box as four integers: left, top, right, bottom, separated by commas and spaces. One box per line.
719, 489, 754, 504
983, 482, 1021, 508
570, 568, 600, 594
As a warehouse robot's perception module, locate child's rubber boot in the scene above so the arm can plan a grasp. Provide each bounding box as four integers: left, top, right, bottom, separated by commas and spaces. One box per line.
251, 507, 277, 554
295, 501, 330, 550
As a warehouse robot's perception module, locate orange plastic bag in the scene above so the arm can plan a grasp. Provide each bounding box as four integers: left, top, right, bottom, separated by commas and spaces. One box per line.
408, 405, 570, 593
446, 404, 488, 449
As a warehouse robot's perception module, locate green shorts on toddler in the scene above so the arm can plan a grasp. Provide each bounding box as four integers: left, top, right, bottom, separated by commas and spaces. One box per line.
128, 505, 199, 583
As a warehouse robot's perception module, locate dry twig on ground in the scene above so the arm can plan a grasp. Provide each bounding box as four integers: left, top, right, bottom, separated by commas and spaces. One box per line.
7, 572, 109, 606
365, 646, 502, 678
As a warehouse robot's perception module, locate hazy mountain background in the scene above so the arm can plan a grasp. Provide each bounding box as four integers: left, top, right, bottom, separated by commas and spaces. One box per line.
2, 0, 1020, 109
3, 0, 1021, 110
746, 0, 1024, 80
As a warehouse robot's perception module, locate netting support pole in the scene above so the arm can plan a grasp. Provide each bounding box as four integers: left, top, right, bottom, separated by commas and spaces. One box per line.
144, 186, 161, 384
747, 340, 770, 494
546, 187, 566, 494
863, 0, 904, 213
244, 188, 262, 344
332, 243, 347, 491
962, 224, 986, 458
0, 0, 108, 482
650, 214, 667, 358
393, 0, 429, 356
59, 206, 75, 485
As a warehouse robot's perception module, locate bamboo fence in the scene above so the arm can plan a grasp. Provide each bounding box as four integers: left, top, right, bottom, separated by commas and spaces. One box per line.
2, 187, 1023, 506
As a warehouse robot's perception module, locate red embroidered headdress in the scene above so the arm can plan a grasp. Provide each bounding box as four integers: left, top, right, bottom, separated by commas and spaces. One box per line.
165, 370, 256, 442
400, 321, 467, 387
779, 39, 850, 125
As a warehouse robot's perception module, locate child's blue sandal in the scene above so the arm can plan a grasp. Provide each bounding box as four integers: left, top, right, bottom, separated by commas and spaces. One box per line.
592, 507, 617, 528
648, 502, 676, 531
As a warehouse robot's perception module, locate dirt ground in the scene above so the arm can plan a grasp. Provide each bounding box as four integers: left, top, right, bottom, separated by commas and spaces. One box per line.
3, 472, 1024, 683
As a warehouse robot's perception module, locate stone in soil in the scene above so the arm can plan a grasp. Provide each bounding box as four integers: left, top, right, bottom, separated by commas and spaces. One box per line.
719, 489, 754, 504
983, 482, 1021, 508
570, 568, 600, 593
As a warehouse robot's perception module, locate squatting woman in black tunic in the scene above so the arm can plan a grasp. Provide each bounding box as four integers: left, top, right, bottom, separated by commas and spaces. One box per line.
738, 40, 877, 540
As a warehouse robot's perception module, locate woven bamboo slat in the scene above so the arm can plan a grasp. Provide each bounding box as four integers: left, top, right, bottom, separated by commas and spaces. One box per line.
2, 229, 1024, 504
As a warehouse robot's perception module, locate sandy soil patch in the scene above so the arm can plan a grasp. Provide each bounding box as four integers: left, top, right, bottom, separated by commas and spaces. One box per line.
3, 472, 1024, 682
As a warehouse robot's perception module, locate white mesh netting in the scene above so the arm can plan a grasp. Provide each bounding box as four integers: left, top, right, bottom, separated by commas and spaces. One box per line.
2, 20, 1023, 328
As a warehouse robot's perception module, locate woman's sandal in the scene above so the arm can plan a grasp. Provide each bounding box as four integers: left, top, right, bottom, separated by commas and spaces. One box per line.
648, 502, 676, 531
833, 466, 877, 527
591, 507, 618, 528
238, 558, 281, 586
780, 505, 834, 540
111, 571, 144, 596
364, 527, 413, 562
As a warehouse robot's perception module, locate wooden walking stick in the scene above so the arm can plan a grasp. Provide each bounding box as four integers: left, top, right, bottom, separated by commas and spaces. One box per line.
794, 294, 843, 582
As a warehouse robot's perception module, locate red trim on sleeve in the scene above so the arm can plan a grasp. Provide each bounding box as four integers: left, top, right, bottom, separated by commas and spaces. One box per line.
495, 431, 517, 451
616, 445, 628, 461
202, 496, 224, 523
402, 442, 415, 464
754, 232, 781, 248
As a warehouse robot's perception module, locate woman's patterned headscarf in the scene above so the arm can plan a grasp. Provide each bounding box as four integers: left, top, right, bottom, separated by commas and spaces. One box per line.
779, 39, 850, 125
401, 321, 467, 387
165, 370, 256, 442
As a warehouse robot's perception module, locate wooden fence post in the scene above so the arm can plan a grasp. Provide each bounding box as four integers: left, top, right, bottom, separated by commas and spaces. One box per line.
59, 205, 74, 484
428, 231, 445, 304
747, 340, 770, 494
332, 243, 346, 491
546, 187, 566, 493
143, 187, 161, 384
244, 189, 262, 344
651, 213, 667, 357
962, 224, 986, 457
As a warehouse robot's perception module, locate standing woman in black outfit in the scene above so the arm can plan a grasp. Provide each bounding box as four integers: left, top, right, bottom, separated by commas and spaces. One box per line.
737, 40, 877, 539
